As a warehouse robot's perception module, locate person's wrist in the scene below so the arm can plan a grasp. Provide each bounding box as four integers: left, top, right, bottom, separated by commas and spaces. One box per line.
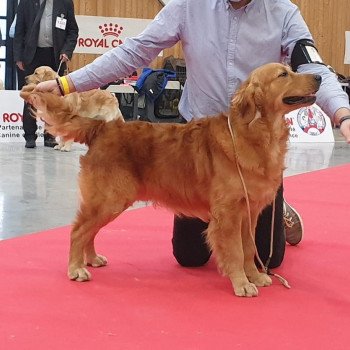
55, 78, 64, 96
337, 115, 350, 127
59, 76, 70, 95
66, 76, 76, 93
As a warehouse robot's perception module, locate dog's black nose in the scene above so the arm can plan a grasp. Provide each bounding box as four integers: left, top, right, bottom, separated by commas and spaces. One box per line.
314, 74, 322, 84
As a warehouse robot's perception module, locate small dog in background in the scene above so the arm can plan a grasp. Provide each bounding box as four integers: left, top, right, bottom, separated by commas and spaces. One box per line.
22, 66, 124, 151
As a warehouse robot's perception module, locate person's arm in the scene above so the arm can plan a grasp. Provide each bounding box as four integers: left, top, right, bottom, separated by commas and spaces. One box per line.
36, 0, 185, 94
333, 108, 350, 143
60, 0, 79, 61
13, 1, 26, 70
281, 4, 350, 143
68, 0, 184, 92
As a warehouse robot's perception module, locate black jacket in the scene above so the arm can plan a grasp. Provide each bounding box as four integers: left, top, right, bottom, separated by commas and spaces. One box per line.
13, 0, 79, 66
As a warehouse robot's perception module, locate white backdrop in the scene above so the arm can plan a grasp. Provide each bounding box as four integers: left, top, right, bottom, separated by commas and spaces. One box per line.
0, 91, 44, 143
284, 104, 334, 142
75, 15, 152, 54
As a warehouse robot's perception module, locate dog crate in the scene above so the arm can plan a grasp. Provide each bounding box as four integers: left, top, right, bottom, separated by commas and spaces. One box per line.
163, 56, 187, 87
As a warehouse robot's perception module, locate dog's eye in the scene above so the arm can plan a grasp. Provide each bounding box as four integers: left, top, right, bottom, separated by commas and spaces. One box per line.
278, 71, 288, 78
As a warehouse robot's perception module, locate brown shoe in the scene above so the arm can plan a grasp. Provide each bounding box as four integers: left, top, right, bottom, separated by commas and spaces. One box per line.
283, 200, 303, 245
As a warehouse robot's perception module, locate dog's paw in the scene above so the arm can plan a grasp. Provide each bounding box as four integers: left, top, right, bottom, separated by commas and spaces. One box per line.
248, 272, 272, 287
60, 145, 72, 152
86, 254, 108, 267
233, 282, 259, 297
54, 145, 62, 150
68, 267, 91, 282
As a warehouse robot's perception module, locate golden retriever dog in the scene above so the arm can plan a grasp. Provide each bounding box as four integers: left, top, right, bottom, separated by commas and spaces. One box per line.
25, 63, 321, 297
22, 65, 124, 151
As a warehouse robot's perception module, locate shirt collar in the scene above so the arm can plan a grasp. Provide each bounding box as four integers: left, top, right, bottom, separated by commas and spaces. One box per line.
225, 0, 255, 13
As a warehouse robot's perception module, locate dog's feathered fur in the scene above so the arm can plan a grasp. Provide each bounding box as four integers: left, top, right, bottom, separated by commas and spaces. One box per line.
25, 63, 321, 297
21, 65, 123, 151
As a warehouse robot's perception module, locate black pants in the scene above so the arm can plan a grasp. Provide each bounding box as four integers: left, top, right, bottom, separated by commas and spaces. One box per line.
172, 184, 285, 270
23, 47, 65, 141
16, 66, 26, 90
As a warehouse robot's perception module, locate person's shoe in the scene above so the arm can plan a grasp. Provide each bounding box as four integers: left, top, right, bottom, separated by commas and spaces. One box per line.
283, 200, 304, 246
25, 139, 36, 148
44, 138, 58, 148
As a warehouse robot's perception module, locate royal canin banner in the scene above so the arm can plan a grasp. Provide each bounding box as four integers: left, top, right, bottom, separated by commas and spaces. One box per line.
75, 15, 152, 54
0, 91, 44, 143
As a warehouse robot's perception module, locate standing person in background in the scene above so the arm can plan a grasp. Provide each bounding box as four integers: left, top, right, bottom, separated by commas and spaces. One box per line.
14, 0, 78, 148
34, 0, 350, 270
9, 12, 26, 90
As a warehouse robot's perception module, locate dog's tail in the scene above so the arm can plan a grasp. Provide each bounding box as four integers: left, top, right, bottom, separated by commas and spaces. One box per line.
27, 92, 108, 145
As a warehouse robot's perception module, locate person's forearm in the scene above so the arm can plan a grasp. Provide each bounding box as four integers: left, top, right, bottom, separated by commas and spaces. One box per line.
66, 75, 76, 93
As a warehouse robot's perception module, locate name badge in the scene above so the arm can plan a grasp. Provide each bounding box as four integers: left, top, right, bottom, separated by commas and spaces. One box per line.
56, 16, 67, 30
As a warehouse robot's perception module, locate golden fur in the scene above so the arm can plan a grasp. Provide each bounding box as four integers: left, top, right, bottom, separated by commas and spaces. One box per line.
21, 65, 124, 151
25, 63, 320, 297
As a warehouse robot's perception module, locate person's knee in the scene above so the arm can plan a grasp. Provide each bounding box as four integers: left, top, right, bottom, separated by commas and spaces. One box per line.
172, 216, 211, 267
172, 236, 212, 267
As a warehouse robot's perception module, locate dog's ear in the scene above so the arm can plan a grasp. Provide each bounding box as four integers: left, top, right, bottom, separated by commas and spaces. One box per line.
43, 70, 56, 81
231, 77, 263, 123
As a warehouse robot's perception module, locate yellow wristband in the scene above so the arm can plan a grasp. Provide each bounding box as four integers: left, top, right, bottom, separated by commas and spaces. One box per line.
60, 76, 70, 95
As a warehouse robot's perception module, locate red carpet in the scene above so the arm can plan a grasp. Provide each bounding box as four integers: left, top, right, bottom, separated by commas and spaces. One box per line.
1, 164, 350, 349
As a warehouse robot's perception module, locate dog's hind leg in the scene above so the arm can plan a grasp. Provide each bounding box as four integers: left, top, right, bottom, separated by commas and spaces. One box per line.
68, 180, 137, 281
207, 201, 259, 297
241, 209, 272, 288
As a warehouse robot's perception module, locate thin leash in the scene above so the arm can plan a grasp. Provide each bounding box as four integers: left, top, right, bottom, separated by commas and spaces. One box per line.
56, 59, 63, 75
56, 58, 70, 76
226, 115, 290, 289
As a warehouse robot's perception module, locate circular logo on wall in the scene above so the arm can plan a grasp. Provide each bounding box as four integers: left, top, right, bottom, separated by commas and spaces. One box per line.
297, 106, 326, 136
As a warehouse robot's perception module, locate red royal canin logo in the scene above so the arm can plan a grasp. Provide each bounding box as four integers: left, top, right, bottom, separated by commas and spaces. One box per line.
2, 112, 23, 123
78, 23, 124, 48
99, 23, 123, 37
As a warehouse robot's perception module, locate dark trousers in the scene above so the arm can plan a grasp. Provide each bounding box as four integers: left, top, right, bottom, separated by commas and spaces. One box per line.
16, 66, 26, 90
23, 47, 64, 141
172, 184, 285, 270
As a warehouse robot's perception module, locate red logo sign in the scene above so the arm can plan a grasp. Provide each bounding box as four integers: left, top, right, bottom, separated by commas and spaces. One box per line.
78, 23, 124, 49
2, 112, 23, 123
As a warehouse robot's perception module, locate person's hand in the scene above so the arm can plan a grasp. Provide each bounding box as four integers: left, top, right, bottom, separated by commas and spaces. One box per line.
59, 53, 69, 63
35, 80, 61, 96
340, 119, 350, 143
16, 61, 24, 71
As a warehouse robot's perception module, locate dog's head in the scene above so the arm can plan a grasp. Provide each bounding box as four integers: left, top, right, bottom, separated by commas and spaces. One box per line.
21, 66, 58, 101
25, 66, 58, 85
232, 63, 321, 121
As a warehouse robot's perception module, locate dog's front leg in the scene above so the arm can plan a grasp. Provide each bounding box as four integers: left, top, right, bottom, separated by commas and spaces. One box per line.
68, 216, 107, 282
207, 206, 258, 297
241, 209, 272, 288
